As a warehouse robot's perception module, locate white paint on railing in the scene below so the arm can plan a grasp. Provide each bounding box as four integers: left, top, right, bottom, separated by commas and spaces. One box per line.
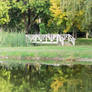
26, 34, 75, 46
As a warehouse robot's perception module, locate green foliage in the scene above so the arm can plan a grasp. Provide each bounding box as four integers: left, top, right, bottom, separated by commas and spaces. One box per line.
0, 65, 91, 92
80, 0, 92, 31
0, 0, 91, 36
0, 1, 10, 25
5, 0, 50, 33
39, 23, 47, 34
60, 0, 92, 33
47, 0, 66, 33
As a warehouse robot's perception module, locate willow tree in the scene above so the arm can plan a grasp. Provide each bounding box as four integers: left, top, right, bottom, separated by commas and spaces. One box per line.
81, 0, 92, 39
60, 0, 92, 38
60, 0, 84, 37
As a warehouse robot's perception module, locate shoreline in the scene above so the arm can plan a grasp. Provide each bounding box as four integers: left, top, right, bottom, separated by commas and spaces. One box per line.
0, 56, 92, 62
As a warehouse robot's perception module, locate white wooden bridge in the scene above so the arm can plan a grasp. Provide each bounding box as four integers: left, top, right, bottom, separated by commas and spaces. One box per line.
26, 34, 75, 46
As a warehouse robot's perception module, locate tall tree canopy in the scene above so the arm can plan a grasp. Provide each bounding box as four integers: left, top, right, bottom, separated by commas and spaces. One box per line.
7, 0, 50, 33
60, 0, 92, 38
0, 0, 91, 37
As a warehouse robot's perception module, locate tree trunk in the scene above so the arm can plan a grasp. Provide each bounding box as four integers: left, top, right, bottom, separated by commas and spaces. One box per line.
72, 29, 75, 37
72, 27, 77, 38
86, 31, 89, 39
26, 8, 31, 33
23, 13, 27, 33
75, 29, 77, 39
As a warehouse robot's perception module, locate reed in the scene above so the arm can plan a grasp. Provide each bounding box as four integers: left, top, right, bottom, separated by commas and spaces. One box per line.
0, 32, 30, 47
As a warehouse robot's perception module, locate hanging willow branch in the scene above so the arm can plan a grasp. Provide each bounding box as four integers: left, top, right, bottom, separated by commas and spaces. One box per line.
60, 0, 92, 32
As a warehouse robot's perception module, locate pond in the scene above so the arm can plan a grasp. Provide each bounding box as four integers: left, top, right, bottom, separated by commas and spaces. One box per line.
0, 61, 92, 92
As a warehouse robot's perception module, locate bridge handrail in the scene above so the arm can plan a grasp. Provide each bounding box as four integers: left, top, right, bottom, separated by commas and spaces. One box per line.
26, 34, 75, 46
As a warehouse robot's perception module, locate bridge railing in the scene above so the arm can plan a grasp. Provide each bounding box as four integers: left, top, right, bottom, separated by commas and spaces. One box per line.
26, 34, 76, 46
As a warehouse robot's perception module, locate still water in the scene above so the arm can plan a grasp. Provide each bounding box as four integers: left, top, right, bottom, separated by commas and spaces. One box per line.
0, 63, 92, 92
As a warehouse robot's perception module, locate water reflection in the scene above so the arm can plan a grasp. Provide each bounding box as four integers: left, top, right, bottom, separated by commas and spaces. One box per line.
0, 64, 92, 92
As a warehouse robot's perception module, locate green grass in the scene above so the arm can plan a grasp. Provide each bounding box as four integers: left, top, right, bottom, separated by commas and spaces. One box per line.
76, 38, 92, 45
0, 32, 92, 65
0, 46, 92, 59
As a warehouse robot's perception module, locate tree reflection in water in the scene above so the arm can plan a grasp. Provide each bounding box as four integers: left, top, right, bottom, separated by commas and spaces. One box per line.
0, 64, 92, 92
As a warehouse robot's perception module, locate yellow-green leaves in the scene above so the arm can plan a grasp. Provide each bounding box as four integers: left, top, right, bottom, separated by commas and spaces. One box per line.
49, 0, 65, 26
0, 1, 10, 25
48, 0, 66, 33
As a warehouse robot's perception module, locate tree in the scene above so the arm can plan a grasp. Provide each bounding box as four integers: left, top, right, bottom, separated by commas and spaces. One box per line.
0, 1, 10, 26
60, 0, 92, 38
60, 0, 84, 37
7, 0, 50, 33
80, 0, 92, 39
48, 0, 67, 33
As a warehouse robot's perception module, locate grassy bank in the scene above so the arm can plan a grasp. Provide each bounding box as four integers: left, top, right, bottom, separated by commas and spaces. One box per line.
76, 38, 92, 45
0, 46, 92, 58
0, 32, 92, 64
